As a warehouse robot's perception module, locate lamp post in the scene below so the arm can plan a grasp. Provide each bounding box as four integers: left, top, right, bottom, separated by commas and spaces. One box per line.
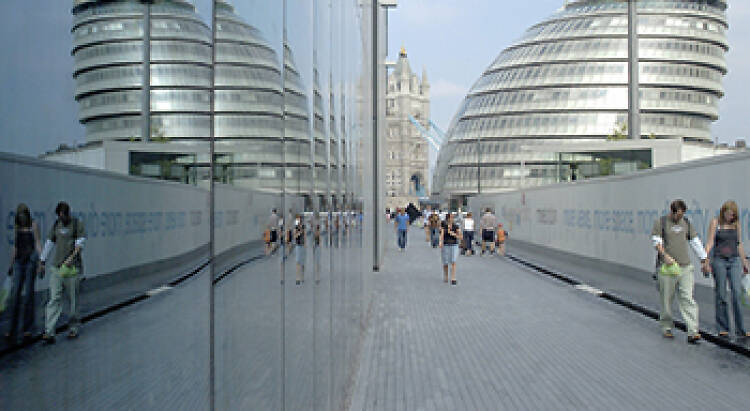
373, 0, 397, 270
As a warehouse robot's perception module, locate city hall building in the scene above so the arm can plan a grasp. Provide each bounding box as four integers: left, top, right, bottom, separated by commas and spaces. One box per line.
433, 0, 733, 202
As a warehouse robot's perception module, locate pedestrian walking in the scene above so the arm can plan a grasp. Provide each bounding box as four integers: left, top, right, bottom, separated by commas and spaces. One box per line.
480, 208, 497, 255
294, 214, 306, 285
496, 223, 508, 256
429, 211, 440, 248
5, 204, 42, 343
440, 213, 461, 285
704, 200, 750, 338
394, 208, 409, 251
424, 207, 431, 242
40, 202, 87, 343
463, 212, 475, 256
651, 199, 708, 344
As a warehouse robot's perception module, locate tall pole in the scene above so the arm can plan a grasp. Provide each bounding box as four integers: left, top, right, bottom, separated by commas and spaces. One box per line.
628, 0, 641, 140
208, 1, 216, 410
141, 2, 151, 142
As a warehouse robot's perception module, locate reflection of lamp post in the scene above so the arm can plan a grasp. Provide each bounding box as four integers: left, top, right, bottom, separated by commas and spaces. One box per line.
141, 1, 153, 142
628, 0, 641, 140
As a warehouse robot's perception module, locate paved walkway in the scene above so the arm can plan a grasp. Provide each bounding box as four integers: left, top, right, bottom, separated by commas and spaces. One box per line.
351, 230, 750, 410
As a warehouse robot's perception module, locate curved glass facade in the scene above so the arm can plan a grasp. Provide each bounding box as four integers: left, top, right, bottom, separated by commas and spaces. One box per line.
434, 0, 728, 196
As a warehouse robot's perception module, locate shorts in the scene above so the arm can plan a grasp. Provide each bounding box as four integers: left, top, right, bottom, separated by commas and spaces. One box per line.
441, 244, 459, 265
482, 229, 494, 242
295, 245, 306, 265
270, 230, 278, 243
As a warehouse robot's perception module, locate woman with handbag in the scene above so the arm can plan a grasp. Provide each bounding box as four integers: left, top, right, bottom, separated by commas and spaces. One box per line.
704, 200, 750, 338
5, 204, 42, 343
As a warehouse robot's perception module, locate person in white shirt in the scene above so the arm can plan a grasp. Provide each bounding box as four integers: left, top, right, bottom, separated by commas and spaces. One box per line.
463, 212, 476, 256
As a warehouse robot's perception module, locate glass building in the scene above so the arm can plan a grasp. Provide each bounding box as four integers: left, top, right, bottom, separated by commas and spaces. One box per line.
1, 0, 387, 409
433, 0, 728, 200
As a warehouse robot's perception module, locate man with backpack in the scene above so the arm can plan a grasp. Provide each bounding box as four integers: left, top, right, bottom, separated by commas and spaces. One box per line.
651, 199, 709, 344
39, 202, 86, 343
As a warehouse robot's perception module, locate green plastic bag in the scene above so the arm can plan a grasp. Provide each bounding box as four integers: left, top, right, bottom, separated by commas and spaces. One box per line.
659, 262, 681, 276
0, 276, 10, 313
58, 264, 79, 278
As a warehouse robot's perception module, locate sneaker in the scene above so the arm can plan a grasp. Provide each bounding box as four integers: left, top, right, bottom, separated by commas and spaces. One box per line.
687, 334, 701, 344
662, 330, 674, 339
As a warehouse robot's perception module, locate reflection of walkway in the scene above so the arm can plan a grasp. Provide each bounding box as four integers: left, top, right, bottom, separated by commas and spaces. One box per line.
352, 230, 750, 410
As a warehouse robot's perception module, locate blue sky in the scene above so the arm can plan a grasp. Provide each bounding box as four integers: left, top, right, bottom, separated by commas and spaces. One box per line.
388, 0, 749, 145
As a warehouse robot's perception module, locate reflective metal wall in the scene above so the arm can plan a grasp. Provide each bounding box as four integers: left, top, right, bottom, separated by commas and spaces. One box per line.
0, 1, 375, 409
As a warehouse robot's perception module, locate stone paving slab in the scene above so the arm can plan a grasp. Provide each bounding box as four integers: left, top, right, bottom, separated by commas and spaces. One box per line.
507, 239, 749, 344
350, 230, 750, 411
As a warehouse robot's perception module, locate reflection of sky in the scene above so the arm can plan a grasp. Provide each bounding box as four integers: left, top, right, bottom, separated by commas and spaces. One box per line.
0, 0, 83, 156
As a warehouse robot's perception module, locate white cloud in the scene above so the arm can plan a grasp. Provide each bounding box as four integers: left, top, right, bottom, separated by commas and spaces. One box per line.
430, 78, 469, 98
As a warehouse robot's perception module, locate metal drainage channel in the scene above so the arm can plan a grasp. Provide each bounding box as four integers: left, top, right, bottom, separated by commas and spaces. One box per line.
1, 252, 267, 358
505, 253, 750, 358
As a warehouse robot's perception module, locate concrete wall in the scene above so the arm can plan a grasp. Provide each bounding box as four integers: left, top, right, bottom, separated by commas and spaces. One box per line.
1, 153, 280, 286
469, 151, 750, 279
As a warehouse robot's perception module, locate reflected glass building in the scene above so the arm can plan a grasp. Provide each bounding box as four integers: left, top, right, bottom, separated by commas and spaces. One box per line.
2, 0, 383, 409
434, 0, 728, 199
73, 0, 212, 142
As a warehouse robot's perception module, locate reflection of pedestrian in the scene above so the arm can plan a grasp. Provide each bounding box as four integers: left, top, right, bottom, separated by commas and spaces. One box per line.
440, 213, 461, 285
40, 202, 87, 343
294, 214, 306, 285
394, 208, 409, 251
651, 199, 707, 344
265, 208, 280, 255
312, 216, 321, 284
5, 204, 42, 343
704, 200, 750, 338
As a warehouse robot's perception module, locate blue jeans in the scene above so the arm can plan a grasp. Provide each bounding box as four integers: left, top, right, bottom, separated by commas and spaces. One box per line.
712, 256, 747, 335
430, 228, 439, 247
9, 254, 38, 337
397, 229, 407, 249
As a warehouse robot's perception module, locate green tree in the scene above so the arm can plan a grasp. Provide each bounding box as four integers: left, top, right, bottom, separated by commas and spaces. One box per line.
607, 122, 628, 141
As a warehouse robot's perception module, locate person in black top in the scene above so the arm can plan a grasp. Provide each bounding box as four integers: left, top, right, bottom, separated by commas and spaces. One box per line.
704, 200, 750, 337
294, 214, 306, 285
440, 213, 462, 285
5, 204, 42, 343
